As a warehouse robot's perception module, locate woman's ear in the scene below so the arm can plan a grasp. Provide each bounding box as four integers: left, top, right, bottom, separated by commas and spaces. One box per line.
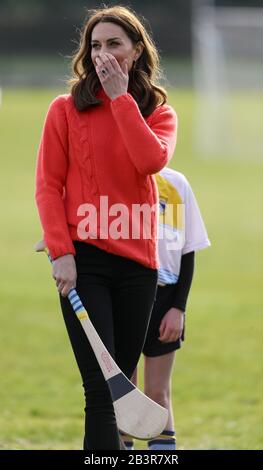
134, 41, 144, 61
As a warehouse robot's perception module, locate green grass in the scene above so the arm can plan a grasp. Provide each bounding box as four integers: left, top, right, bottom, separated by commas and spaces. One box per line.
0, 88, 262, 450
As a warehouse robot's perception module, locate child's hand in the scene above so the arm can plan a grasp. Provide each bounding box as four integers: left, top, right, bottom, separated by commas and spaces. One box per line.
159, 308, 184, 343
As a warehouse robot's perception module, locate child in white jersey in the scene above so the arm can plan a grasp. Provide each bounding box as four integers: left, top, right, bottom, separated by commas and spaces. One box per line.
121, 168, 210, 450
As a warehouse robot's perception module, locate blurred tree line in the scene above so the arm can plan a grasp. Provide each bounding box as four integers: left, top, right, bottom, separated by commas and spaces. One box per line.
0, 0, 191, 57
0, 0, 262, 57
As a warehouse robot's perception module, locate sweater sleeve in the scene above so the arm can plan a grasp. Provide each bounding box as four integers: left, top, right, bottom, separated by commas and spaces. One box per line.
35, 96, 76, 260
110, 93, 177, 175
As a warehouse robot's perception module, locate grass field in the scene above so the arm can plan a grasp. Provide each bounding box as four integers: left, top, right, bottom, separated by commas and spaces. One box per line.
0, 88, 262, 450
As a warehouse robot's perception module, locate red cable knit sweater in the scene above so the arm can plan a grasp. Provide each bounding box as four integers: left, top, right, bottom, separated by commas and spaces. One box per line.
35, 90, 177, 268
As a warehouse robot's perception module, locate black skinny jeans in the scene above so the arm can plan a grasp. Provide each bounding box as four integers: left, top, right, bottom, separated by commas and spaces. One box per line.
59, 242, 157, 450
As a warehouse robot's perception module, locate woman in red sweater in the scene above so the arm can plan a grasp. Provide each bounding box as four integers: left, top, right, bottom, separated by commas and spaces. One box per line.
36, 5, 177, 450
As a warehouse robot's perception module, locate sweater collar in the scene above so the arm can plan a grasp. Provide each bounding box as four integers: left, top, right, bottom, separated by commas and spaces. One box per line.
97, 87, 110, 103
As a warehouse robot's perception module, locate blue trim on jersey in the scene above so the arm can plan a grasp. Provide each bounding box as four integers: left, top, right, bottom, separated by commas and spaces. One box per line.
158, 268, 179, 285
159, 223, 178, 233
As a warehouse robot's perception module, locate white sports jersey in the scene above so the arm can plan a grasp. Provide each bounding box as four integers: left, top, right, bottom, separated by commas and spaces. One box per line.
156, 168, 210, 286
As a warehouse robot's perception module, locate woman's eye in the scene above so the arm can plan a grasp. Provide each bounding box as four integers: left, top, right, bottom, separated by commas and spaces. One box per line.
91, 42, 119, 48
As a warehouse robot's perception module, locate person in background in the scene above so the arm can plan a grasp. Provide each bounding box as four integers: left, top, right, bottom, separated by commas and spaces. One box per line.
121, 167, 210, 450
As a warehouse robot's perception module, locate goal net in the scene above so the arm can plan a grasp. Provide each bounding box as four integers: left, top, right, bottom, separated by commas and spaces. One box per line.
192, 2, 263, 158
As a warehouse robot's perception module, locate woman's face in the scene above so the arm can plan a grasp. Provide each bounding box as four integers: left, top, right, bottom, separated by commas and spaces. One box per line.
91, 22, 142, 72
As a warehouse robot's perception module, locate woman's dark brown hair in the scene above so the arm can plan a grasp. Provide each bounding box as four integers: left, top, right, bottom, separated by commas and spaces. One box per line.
69, 5, 167, 116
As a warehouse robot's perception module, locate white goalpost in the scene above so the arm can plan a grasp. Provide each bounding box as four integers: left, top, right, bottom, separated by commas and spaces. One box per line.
192, 0, 263, 158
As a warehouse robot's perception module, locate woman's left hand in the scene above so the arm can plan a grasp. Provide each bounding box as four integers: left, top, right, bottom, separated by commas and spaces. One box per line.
95, 53, 129, 100
158, 308, 184, 343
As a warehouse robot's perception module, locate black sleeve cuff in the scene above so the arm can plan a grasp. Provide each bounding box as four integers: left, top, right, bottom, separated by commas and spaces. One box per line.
172, 251, 195, 312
